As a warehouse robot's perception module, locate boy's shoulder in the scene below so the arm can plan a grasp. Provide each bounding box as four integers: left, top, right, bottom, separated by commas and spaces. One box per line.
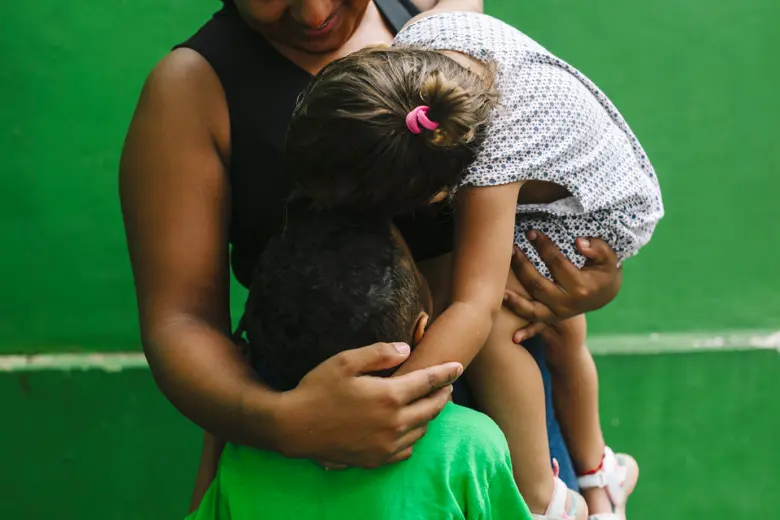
222, 403, 510, 475
424, 402, 512, 464
197, 404, 525, 520
431, 403, 508, 445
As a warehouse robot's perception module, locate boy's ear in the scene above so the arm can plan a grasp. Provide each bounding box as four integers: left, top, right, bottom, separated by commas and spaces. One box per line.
412, 311, 429, 347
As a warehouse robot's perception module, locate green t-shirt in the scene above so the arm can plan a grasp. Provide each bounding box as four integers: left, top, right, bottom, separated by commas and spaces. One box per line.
187, 403, 531, 520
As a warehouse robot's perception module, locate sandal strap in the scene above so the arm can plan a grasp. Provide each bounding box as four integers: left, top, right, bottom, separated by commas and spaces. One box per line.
577, 447, 627, 506
531, 476, 579, 520
548, 476, 571, 516
577, 468, 608, 490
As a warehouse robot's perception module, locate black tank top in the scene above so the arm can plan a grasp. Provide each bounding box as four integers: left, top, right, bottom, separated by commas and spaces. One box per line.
177, 0, 453, 287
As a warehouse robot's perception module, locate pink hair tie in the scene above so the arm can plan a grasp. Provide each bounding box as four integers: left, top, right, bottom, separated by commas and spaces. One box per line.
405, 106, 440, 134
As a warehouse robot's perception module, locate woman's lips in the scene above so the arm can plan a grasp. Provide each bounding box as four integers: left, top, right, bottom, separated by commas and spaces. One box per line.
302, 7, 342, 38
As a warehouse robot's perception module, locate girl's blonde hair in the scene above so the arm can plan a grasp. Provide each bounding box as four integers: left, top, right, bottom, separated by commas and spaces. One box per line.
286, 46, 498, 215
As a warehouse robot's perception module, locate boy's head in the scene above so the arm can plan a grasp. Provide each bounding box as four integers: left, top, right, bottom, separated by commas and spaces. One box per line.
286, 46, 498, 216
243, 206, 430, 389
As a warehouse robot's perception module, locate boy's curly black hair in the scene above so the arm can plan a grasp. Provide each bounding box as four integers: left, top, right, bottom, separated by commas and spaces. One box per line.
243, 205, 424, 389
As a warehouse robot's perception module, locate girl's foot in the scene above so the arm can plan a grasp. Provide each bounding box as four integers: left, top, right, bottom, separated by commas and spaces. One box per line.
531, 460, 588, 520
577, 447, 639, 520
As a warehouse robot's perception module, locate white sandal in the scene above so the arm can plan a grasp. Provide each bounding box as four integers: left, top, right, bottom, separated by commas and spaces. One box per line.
531, 459, 588, 520
577, 447, 639, 520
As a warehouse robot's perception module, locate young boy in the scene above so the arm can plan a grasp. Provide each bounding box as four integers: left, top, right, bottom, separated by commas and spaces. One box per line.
187, 207, 532, 520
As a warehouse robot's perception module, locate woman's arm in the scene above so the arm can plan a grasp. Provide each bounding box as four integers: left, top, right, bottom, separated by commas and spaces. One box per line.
395, 183, 523, 375
120, 49, 259, 439
190, 433, 226, 512
120, 49, 461, 467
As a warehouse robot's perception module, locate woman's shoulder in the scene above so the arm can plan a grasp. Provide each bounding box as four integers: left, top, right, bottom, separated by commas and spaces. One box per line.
139, 48, 228, 140
143, 48, 222, 104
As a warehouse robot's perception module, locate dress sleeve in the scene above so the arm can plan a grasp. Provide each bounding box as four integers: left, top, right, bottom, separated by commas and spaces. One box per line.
461, 53, 626, 211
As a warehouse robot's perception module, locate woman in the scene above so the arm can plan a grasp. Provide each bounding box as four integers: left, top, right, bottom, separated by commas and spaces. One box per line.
119, 0, 621, 492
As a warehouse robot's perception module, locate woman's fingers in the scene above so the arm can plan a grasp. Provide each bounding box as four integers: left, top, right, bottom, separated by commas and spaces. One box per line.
292, 353, 458, 469
334, 342, 411, 375
398, 384, 453, 426
527, 231, 581, 287
391, 363, 462, 405
318, 460, 349, 471
510, 245, 561, 307
512, 322, 547, 344
577, 237, 618, 266
503, 289, 556, 324
385, 445, 415, 464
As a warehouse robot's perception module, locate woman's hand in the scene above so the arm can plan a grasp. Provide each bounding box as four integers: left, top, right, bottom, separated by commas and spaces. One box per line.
273, 342, 463, 469
504, 231, 622, 340
536, 314, 588, 354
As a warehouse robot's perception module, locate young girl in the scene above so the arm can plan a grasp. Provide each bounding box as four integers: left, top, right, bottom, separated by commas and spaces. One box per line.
286, 4, 662, 520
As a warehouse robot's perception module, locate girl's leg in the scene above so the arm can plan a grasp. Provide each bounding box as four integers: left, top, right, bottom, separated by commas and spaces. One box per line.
544, 315, 611, 513
546, 317, 639, 517
523, 335, 578, 490
419, 255, 582, 512
467, 309, 554, 512
466, 274, 585, 518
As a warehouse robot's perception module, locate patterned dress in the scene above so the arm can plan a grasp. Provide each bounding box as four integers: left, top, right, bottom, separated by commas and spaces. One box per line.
394, 12, 664, 277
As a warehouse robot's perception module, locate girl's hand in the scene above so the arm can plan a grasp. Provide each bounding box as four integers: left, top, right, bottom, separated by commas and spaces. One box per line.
276, 342, 463, 469
503, 231, 622, 329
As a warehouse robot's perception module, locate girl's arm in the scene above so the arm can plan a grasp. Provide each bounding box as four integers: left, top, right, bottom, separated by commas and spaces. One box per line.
395, 183, 523, 375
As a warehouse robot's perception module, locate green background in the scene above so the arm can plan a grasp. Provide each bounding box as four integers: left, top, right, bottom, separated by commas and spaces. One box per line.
1, 0, 779, 353
1, 1, 778, 519
3, 351, 778, 519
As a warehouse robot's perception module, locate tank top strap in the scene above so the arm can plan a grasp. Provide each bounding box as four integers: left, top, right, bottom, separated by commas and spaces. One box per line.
375, 0, 420, 33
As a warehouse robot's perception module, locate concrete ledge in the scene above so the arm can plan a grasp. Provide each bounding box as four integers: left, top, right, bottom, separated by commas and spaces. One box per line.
1, 330, 778, 372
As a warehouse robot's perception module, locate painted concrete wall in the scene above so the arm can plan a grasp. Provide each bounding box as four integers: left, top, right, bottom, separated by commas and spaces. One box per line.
1, 0, 779, 353
3, 350, 778, 519
1, 1, 778, 519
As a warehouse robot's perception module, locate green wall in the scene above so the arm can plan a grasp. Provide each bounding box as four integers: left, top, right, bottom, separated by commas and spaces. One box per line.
1, 0, 779, 353
0, 2, 212, 354
3, 350, 778, 519
494, 0, 780, 335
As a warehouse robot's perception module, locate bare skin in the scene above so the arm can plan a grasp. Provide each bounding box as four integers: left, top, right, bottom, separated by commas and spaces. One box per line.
507, 235, 622, 515
506, 232, 622, 329
466, 271, 552, 513
541, 315, 611, 513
